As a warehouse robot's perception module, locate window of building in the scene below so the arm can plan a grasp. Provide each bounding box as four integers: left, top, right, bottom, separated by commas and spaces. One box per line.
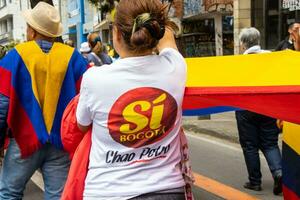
69, 0, 78, 11
223, 16, 234, 55
0, 20, 8, 35
178, 19, 216, 57
7, 18, 13, 32
0, 0, 6, 8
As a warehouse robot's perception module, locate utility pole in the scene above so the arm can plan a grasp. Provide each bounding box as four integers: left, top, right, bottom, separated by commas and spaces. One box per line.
79, 0, 86, 44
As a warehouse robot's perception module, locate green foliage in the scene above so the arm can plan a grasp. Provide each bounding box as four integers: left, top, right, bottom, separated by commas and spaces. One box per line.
6, 40, 20, 51
88, 0, 119, 12
0, 39, 21, 59
0, 45, 6, 59
88, 0, 101, 7
30, 0, 54, 8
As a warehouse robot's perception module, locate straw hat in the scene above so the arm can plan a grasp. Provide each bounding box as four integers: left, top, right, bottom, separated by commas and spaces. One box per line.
80, 42, 91, 53
23, 2, 63, 38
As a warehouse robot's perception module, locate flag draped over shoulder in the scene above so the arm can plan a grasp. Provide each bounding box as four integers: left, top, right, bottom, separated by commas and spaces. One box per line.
182, 50, 300, 200
0, 41, 87, 158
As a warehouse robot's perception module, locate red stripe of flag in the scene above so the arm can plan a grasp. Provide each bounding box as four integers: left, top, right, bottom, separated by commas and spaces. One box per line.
283, 185, 300, 200
183, 86, 300, 124
0, 67, 11, 97
8, 88, 41, 158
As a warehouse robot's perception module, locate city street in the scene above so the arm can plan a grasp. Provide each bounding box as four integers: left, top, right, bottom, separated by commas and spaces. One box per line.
0, 0, 299, 200
188, 132, 282, 200
23, 131, 283, 200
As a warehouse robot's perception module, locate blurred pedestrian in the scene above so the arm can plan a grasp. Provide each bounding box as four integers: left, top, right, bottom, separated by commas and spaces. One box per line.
79, 42, 103, 66
0, 2, 88, 200
275, 22, 300, 51
106, 43, 114, 57
88, 33, 113, 65
73, 0, 188, 199
236, 27, 282, 195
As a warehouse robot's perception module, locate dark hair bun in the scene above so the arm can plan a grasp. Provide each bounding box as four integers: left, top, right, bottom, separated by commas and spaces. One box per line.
130, 20, 164, 50
115, 0, 170, 53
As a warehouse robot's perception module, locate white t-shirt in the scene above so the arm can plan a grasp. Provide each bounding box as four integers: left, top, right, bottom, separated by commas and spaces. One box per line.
76, 48, 187, 200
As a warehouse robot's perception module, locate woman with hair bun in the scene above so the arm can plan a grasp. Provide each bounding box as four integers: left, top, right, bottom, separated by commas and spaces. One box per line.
76, 0, 188, 199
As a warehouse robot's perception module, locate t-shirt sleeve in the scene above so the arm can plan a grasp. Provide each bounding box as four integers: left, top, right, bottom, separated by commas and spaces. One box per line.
76, 74, 92, 126
159, 48, 186, 67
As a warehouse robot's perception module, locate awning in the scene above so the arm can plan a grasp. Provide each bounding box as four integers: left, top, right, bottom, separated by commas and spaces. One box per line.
94, 20, 110, 31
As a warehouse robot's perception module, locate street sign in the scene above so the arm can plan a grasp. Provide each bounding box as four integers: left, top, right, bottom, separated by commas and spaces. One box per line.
283, 0, 300, 11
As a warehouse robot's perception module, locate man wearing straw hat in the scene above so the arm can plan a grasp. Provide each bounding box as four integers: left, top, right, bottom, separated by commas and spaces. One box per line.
0, 2, 88, 199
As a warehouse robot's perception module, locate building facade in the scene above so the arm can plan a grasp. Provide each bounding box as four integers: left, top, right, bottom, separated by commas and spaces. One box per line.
61, 0, 97, 49
234, 0, 300, 54
0, 0, 31, 45
252, 0, 300, 49
177, 0, 234, 57
93, 0, 118, 45
59, 0, 297, 54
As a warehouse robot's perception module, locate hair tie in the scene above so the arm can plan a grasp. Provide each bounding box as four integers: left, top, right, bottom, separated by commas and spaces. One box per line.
132, 13, 165, 40
132, 13, 152, 35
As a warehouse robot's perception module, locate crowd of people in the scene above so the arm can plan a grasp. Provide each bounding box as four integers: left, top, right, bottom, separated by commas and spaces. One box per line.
67, 33, 117, 67
0, 0, 299, 199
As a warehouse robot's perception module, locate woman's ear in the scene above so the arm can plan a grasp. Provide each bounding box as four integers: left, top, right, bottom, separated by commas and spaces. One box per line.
114, 26, 122, 41
239, 42, 246, 53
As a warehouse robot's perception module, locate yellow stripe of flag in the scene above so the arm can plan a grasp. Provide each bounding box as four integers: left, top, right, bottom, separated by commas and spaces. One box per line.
283, 122, 300, 155
16, 42, 74, 133
186, 50, 300, 87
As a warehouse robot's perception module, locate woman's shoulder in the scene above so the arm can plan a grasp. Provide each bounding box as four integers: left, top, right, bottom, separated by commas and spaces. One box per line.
159, 48, 184, 61
159, 48, 186, 70
83, 61, 121, 81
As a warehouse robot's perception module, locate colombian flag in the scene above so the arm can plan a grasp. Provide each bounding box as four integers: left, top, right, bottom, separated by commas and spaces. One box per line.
0, 41, 87, 158
182, 50, 300, 200
282, 123, 300, 200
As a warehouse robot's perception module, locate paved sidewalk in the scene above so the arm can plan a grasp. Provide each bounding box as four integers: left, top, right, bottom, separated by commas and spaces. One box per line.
183, 112, 282, 144
183, 112, 239, 143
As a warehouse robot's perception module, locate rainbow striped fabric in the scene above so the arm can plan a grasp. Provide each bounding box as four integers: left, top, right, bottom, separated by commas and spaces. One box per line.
182, 50, 300, 200
0, 41, 88, 158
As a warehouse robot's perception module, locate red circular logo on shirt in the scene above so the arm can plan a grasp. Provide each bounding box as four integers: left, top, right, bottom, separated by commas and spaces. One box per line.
108, 87, 178, 148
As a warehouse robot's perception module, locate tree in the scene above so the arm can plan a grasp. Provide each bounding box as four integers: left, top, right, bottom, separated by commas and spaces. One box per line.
30, 0, 53, 8
0, 45, 6, 59
88, 0, 118, 12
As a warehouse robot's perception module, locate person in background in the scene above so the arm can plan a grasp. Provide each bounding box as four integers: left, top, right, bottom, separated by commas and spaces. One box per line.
236, 27, 282, 195
107, 43, 114, 57
80, 42, 103, 66
75, 0, 188, 199
275, 22, 300, 51
88, 33, 113, 65
0, 3, 88, 199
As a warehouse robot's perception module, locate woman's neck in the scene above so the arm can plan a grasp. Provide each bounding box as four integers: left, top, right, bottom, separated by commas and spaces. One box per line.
119, 49, 153, 58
